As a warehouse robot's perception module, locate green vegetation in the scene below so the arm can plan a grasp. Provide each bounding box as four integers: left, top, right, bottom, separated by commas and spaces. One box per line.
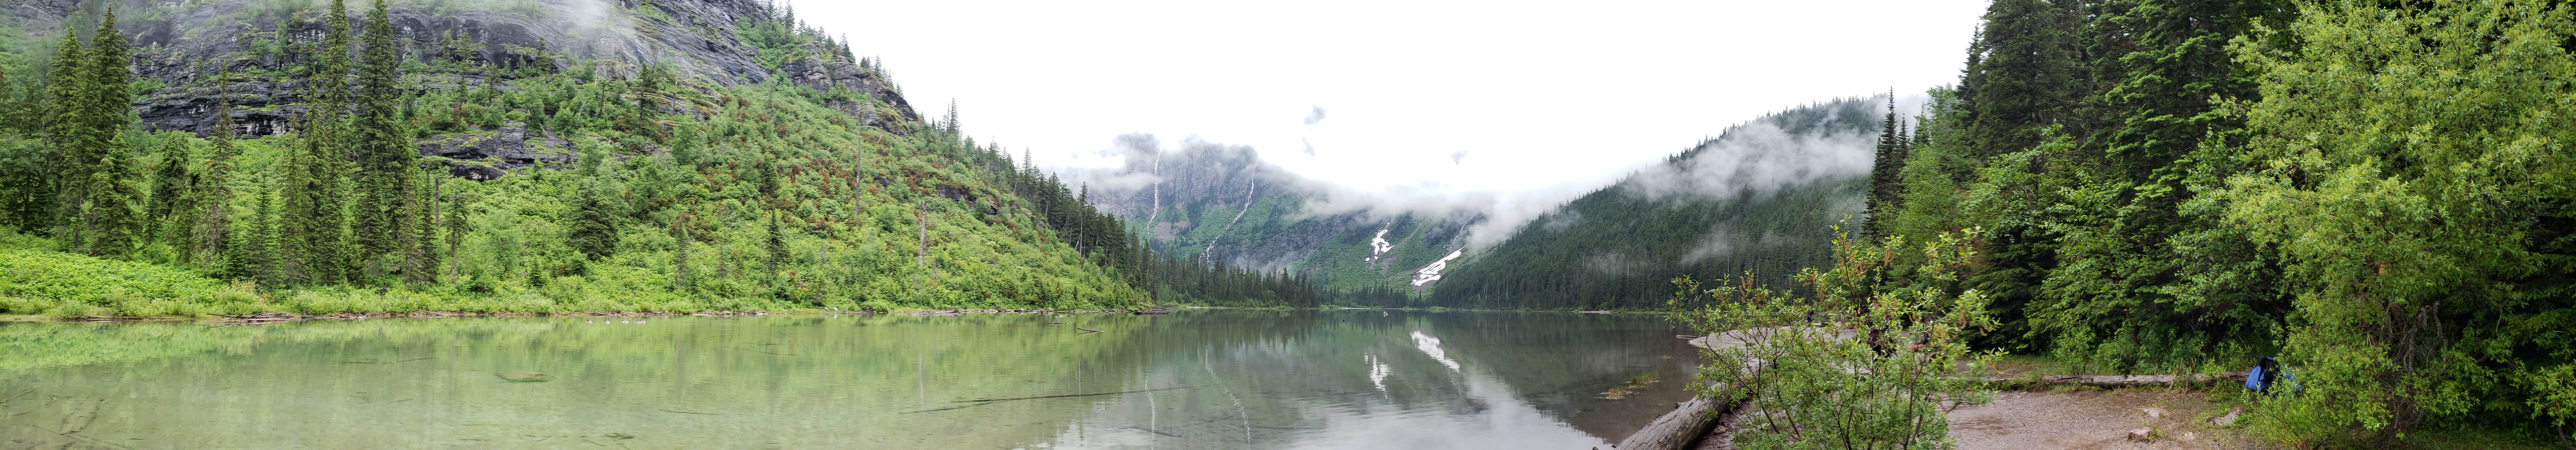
0, 0, 1315, 317
1839, 0, 2575, 446
1673, 229, 1999, 450
1433, 99, 1876, 310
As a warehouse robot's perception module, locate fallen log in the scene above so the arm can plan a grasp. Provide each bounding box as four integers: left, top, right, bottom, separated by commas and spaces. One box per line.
1615, 399, 1721, 450
952, 385, 1197, 403
1615, 333, 1767, 449
1981, 371, 2249, 388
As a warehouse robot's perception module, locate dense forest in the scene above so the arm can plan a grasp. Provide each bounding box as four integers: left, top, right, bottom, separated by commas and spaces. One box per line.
1431, 98, 1876, 310
1856, 0, 2572, 444
0, 0, 1318, 316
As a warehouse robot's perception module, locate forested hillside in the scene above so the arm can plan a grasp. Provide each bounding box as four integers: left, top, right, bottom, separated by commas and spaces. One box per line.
1077, 135, 1469, 306
0, 0, 1316, 316
1855, 0, 2573, 444
1431, 98, 1878, 310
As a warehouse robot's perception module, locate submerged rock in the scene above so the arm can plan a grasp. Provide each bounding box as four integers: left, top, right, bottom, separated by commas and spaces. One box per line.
498, 370, 555, 382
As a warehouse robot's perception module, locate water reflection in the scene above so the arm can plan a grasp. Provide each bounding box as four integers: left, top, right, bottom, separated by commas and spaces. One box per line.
0, 309, 1698, 449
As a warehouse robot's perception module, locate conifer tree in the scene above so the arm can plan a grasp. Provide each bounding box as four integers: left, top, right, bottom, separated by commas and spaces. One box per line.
0, 69, 22, 134
0, 54, 58, 232
1960, 0, 2084, 159
400, 166, 438, 285
353, 0, 414, 268
43, 25, 91, 245
567, 186, 616, 259
149, 130, 196, 254
1954, 0, 2087, 346
281, 2, 357, 283
443, 187, 467, 280
1864, 91, 1904, 236
669, 213, 692, 291
197, 73, 238, 274
245, 189, 282, 287
72, 10, 143, 258
764, 211, 788, 273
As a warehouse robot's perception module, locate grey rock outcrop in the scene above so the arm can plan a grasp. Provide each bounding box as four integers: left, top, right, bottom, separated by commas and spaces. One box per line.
415, 127, 572, 180
11, 0, 918, 139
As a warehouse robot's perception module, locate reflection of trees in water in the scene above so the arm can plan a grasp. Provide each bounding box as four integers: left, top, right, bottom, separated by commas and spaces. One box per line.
0, 310, 1690, 448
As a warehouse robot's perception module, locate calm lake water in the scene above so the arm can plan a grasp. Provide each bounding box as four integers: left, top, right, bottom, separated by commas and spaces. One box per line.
0, 309, 1700, 449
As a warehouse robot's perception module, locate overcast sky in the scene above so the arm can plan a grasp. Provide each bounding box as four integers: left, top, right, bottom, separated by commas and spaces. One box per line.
797, 0, 1988, 198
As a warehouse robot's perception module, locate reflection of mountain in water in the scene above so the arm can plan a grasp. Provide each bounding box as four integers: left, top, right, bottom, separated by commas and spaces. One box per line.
1, 310, 1693, 449
1036, 310, 1701, 448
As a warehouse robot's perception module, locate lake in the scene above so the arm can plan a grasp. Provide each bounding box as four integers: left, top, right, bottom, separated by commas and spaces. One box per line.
1, 309, 1701, 449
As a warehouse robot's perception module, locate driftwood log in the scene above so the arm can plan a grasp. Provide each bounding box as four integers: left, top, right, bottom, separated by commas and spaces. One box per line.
1611, 333, 1776, 449
1984, 372, 2250, 388
1615, 398, 1722, 450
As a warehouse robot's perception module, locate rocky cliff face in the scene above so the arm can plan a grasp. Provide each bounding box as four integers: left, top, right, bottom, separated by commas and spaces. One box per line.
10, 0, 915, 139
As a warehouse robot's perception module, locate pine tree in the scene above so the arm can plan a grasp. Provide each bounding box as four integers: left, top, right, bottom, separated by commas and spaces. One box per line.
251, 188, 285, 288
669, 213, 691, 292
43, 25, 91, 246
943, 99, 958, 134
149, 130, 196, 255
1864, 91, 1905, 236
0, 56, 58, 232
77, 9, 143, 258
400, 165, 437, 285
1960, 0, 2085, 159
197, 73, 238, 274
281, 2, 357, 283
353, 0, 413, 270
0, 69, 22, 134
764, 211, 788, 273
1955, 0, 2087, 350
567, 186, 616, 260
442, 186, 467, 280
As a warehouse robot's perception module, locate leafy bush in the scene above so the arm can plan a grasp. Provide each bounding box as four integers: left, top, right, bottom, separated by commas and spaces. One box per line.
0, 248, 266, 317
1672, 228, 1999, 450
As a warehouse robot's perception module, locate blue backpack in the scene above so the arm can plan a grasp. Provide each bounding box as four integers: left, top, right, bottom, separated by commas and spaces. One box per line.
2245, 357, 2295, 392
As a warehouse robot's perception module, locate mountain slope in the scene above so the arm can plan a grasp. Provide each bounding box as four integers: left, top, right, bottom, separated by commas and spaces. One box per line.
0, 0, 1182, 315
1077, 135, 1473, 306
1430, 97, 1882, 310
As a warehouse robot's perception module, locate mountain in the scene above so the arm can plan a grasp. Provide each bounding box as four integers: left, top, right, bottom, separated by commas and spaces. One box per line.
0, 0, 1321, 316
1429, 97, 1883, 310
1076, 134, 1475, 306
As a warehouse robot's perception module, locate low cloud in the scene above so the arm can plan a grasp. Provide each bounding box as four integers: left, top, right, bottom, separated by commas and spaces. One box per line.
1623, 94, 1921, 202
1051, 94, 1914, 255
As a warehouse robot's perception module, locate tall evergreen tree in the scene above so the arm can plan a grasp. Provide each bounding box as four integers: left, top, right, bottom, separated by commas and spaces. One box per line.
281, 2, 357, 283
0, 69, 22, 134
73, 9, 143, 258
567, 186, 616, 260
1954, 0, 2088, 352
400, 166, 438, 285
42, 25, 91, 245
0, 61, 56, 232
353, 0, 414, 270
1864, 91, 1905, 236
2022, 0, 2295, 370
149, 130, 197, 254
198, 73, 239, 274
1960, 0, 2085, 159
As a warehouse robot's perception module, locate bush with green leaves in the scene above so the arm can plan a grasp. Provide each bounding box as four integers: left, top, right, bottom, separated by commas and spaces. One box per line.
1671, 227, 2000, 450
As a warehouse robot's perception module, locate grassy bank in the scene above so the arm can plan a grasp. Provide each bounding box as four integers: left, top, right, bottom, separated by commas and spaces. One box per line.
0, 244, 859, 319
